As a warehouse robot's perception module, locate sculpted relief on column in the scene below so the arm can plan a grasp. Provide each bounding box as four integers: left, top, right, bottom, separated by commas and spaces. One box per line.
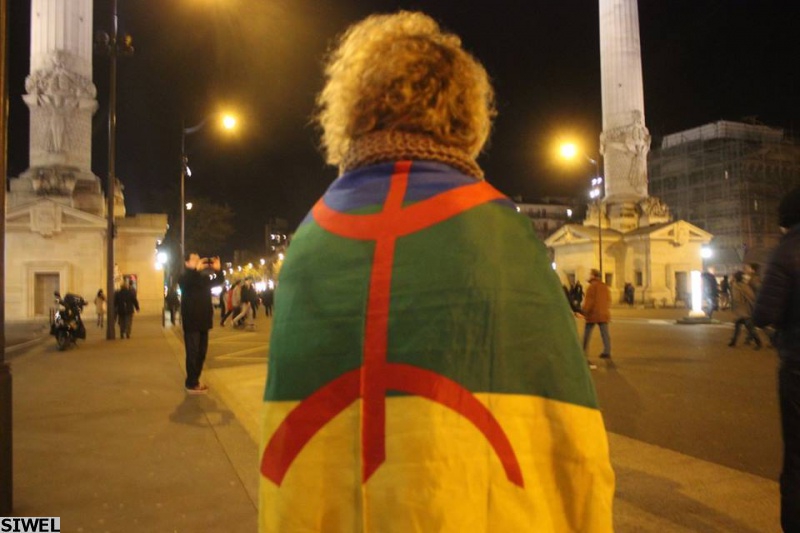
600, 111, 651, 197
23, 52, 98, 156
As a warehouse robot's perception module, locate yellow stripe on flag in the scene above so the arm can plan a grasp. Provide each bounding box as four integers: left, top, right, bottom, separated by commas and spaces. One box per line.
260, 395, 614, 532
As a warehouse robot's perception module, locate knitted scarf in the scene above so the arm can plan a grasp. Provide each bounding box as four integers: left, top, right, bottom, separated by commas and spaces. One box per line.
340, 130, 484, 180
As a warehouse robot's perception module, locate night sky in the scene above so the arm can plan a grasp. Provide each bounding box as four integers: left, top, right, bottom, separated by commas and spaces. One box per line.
7, 0, 800, 257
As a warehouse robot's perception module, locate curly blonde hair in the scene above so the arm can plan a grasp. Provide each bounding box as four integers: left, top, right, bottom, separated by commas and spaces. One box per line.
316, 11, 496, 166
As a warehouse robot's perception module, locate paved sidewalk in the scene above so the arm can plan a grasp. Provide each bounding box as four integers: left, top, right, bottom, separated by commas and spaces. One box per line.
6, 312, 782, 532
9, 315, 257, 532
4, 320, 50, 355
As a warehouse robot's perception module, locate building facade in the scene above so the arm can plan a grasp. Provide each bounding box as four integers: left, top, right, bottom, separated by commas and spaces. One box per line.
514, 198, 576, 242
649, 121, 800, 272
4, 0, 166, 320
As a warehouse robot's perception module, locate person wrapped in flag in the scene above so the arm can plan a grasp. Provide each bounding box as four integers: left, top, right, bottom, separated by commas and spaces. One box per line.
260, 11, 614, 532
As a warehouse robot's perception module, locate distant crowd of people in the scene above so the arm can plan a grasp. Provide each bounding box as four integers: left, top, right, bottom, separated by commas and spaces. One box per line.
164, 277, 275, 332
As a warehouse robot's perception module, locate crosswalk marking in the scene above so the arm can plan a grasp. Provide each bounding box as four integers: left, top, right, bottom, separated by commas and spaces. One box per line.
213, 345, 267, 360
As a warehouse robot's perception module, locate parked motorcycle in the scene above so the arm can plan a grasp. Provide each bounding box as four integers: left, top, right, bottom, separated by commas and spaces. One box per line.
50, 291, 87, 350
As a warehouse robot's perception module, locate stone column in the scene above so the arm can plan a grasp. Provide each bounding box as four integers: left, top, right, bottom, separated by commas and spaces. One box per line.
23, 0, 97, 174
598, 0, 650, 204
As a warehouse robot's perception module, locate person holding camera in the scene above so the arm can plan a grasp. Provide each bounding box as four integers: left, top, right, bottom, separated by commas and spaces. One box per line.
178, 252, 225, 394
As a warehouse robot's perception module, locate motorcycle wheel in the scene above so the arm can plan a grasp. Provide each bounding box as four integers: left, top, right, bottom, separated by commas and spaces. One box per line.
56, 331, 70, 351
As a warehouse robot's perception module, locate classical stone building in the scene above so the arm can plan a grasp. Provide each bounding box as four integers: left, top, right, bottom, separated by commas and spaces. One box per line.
547, 217, 712, 306
513, 198, 575, 242
546, 0, 711, 306
4, 0, 166, 320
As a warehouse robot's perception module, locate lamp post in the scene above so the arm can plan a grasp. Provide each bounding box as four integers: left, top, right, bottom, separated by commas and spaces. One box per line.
179, 113, 237, 260
590, 173, 604, 279
559, 142, 604, 279
95, 0, 134, 341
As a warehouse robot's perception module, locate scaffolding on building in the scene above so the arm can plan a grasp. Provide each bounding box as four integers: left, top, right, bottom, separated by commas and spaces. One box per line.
648, 121, 800, 272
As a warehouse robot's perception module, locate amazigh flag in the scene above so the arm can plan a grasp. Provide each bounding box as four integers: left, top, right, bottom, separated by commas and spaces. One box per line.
260, 160, 614, 532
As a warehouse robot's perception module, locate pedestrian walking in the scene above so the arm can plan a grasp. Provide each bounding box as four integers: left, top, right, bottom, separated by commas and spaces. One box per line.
753, 187, 800, 532
702, 268, 719, 318
570, 280, 584, 311
165, 284, 180, 325
94, 289, 106, 328
114, 280, 139, 339
218, 286, 228, 325
220, 280, 241, 327
258, 11, 613, 532
178, 253, 225, 394
580, 268, 612, 367
623, 282, 635, 306
728, 270, 761, 349
263, 288, 274, 317
720, 275, 731, 310
563, 285, 580, 312
745, 263, 772, 347
233, 278, 255, 329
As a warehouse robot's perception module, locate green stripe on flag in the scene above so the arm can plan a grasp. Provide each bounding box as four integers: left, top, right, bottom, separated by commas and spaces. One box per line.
388, 203, 597, 408
266, 201, 597, 410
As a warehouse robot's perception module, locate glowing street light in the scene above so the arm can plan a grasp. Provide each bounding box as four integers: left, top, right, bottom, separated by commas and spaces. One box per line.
222, 114, 237, 130
559, 142, 578, 160
559, 141, 604, 278
180, 111, 239, 259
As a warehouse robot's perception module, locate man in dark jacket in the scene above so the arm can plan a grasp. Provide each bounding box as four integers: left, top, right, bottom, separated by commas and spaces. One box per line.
165, 284, 180, 325
178, 253, 225, 394
114, 280, 139, 339
753, 187, 800, 532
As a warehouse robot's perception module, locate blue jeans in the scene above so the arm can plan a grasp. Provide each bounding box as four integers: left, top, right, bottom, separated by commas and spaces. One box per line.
583, 322, 611, 356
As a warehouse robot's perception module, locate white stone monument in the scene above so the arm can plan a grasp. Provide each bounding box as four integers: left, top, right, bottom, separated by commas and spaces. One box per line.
599, 0, 649, 204
12, 0, 109, 216
546, 0, 711, 307
5, 0, 167, 319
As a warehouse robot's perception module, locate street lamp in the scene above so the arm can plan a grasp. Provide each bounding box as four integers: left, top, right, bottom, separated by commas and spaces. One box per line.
590, 175, 604, 278
559, 142, 604, 278
95, 1, 134, 341
180, 113, 237, 260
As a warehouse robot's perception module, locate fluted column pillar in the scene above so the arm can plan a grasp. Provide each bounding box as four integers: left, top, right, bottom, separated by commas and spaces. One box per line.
599, 0, 650, 203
